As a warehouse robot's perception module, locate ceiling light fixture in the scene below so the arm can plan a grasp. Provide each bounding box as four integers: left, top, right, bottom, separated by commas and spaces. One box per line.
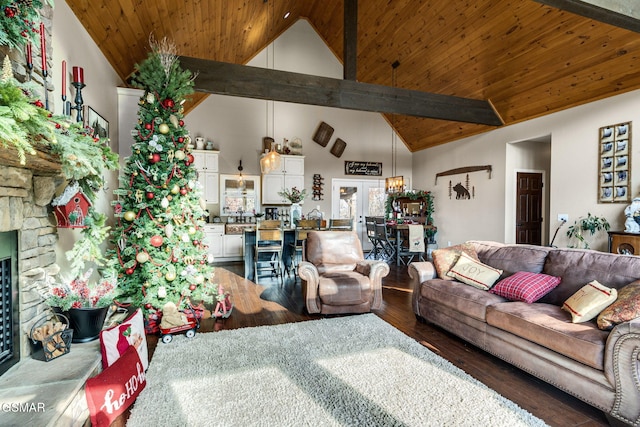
386, 60, 404, 194
237, 160, 245, 189
260, 0, 282, 175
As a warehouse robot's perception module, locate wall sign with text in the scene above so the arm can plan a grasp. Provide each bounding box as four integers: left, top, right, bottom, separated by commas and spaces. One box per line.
344, 161, 383, 176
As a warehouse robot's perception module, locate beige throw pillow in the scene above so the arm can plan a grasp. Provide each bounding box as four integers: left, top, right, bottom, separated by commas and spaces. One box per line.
562, 280, 617, 323
447, 252, 503, 290
431, 243, 479, 280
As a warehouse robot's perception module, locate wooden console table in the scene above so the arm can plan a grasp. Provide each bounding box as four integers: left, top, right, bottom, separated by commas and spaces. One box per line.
607, 231, 640, 255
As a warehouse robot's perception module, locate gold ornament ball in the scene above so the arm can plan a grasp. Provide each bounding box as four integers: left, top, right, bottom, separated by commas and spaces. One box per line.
170, 184, 180, 194
123, 211, 136, 221
174, 150, 186, 161
165, 271, 176, 281
159, 123, 170, 134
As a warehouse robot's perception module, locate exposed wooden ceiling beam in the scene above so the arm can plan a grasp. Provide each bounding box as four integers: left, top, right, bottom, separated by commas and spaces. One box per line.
343, 0, 357, 81
179, 56, 504, 126
534, 0, 640, 32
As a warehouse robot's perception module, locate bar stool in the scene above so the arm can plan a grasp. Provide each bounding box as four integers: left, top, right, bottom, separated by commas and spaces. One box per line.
290, 219, 320, 274
254, 220, 284, 284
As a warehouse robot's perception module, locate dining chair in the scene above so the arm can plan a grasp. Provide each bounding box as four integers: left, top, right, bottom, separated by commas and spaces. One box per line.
375, 222, 396, 262
365, 216, 384, 259
254, 220, 284, 284
329, 218, 353, 231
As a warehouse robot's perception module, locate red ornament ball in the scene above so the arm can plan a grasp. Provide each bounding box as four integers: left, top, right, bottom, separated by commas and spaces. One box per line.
5, 7, 15, 18
150, 235, 164, 247
146, 191, 155, 199
186, 154, 195, 164
189, 284, 197, 291
162, 98, 175, 108
144, 123, 152, 130
193, 240, 199, 246
179, 120, 185, 126
144, 303, 152, 309
178, 137, 184, 143
150, 153, 161, 163
179, 188, 187, 195
33, 100, 44, 108
125, 267, 135, 275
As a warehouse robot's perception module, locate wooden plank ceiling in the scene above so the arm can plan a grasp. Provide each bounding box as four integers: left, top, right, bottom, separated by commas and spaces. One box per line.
66, 0, 640, 152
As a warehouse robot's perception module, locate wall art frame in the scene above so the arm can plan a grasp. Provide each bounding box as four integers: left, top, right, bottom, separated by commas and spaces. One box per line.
84, 106, 109, 139
598, 121, 631, 203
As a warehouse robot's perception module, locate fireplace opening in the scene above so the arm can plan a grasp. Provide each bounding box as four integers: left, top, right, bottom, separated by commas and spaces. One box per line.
0, 231, 19, 376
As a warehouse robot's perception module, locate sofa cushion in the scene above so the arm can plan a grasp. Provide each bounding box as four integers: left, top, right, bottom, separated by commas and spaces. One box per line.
540, 248, 640, 306
432, 243, 479, 280
489, 271, 561, 303
597, 280, 640, 330
419, 278, 506, 322
486, 302, 609, 370
447, 252, 503, 290
318, 271, 371, 306
562, 280, 617, 323
470, 241, 550, 274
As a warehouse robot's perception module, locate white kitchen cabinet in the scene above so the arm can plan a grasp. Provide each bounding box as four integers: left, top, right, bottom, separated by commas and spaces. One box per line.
223, 234, 244, 258
203, 224, 224, 259
261, 155, 305, 204
193, 150, 219, 204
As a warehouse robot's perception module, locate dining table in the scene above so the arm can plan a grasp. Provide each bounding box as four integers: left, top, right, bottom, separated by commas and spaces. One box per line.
386, 222, 437, 266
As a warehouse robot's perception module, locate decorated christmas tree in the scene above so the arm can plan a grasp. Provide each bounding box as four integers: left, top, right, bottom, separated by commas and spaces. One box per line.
107, 38, 219, 331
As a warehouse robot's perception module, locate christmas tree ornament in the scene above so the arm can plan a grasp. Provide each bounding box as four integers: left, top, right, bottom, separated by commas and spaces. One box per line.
150, 235, 163, 247
179, 119, 185, 126
170, 184, 180, 194
169, 114, 179, 128
125, 267, 135, 275
136, 252, 149, 263
174, 150, 185, 160
149, 153, 161, 163
181, 233, 189, 242
158, 123, 170, 134
165, 271, 176, 281
146, 191, 155, 200
162, 98, 175, 108
189, 284, 196, 291
188, 226, 196, 235
145, 123, 152, 130
164, 223, 174, 238
180, 188, 187, 196
123, 211, 136, 221
199, 198, 207, 210
144, 303, 152, 310
186, 154, 194, 164
157, 286, 167, 298
146, 92, 155, 103
160, 197, 169, 208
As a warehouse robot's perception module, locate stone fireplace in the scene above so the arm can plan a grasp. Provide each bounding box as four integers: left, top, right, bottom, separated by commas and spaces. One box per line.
0, 154, 64, 371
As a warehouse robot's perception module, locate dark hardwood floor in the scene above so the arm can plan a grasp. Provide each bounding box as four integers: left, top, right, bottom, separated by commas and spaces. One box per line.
122, 260, 609, 427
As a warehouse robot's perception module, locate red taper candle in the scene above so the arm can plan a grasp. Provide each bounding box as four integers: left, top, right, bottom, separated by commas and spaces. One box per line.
61, 60, 66, 97
40, 22, 46, 74
26, 43, 32, 67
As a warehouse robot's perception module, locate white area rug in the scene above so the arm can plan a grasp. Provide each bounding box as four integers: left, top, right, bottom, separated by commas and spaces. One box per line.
128, 314, 548, 427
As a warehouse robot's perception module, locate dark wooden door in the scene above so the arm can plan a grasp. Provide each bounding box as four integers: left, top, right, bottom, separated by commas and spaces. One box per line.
516, 172, 543, 245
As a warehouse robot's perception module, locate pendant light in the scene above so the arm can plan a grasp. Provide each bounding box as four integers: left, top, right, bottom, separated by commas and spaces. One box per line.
385, 60, 404, 194
259, 0, 281, 175
237, 160, 245, 189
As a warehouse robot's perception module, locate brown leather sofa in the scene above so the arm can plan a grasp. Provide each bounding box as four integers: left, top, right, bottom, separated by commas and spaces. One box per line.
409, 240, 640, 426
298, 231, 390, 315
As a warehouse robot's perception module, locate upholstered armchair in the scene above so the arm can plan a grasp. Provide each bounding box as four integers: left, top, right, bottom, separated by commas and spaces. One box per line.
298, 231, 390, 315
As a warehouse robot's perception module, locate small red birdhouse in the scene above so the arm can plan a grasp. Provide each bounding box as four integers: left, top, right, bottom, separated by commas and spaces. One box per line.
51, 182, 92, 228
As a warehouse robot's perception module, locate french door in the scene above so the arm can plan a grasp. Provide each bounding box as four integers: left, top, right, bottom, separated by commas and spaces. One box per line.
331, 179, 386, 250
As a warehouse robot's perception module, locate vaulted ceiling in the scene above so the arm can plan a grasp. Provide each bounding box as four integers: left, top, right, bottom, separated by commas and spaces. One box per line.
66, 0, 640, 152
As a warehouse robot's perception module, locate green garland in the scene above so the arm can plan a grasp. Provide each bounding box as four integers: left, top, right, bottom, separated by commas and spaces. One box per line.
0, 0, 52, 50
384, 190, 436, 241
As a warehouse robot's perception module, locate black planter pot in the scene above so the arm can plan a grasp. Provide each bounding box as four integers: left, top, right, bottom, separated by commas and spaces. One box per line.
66, 306, 109, 343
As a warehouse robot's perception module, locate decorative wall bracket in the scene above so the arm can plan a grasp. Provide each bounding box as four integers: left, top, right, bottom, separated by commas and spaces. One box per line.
435, 165, 492, 184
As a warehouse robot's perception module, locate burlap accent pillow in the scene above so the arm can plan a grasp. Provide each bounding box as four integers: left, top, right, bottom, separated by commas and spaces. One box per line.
447, 252, 503, 290
431, 243, 479, 280
597, 280, 640, 330
562, 280, 617, 323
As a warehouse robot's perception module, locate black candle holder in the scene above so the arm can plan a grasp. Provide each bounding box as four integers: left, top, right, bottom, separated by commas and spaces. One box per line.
71, 81, 85, 123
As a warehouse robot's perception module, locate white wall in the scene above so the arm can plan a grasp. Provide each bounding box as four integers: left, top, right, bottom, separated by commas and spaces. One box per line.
184, 20, 412, 217
52, 1, 124, 271
413, 89, 640, 251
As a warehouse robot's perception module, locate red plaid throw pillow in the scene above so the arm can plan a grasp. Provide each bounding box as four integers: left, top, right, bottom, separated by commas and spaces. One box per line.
490, 271, 561, 303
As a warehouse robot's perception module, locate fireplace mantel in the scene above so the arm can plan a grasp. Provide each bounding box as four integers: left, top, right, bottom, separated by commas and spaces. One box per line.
0, 145, 61, 175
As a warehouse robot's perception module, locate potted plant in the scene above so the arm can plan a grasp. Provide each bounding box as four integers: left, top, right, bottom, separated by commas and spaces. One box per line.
566, 213, 610, 249
43, 268, 117, 343
278, 187, 307, 223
